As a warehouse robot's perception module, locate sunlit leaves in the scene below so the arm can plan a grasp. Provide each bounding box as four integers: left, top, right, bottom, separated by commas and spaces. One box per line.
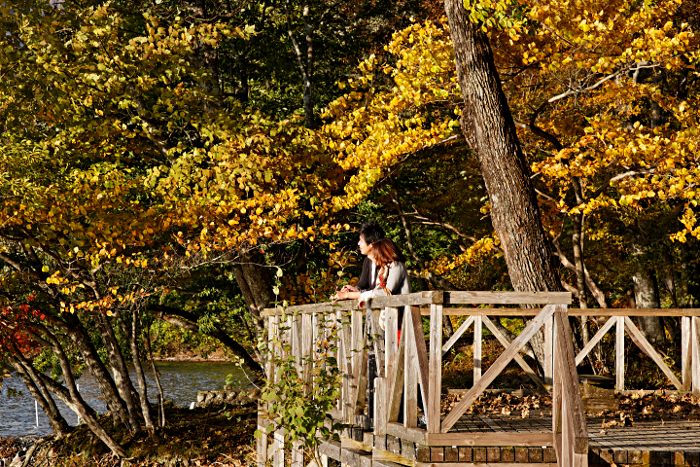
325, 19, 462, 209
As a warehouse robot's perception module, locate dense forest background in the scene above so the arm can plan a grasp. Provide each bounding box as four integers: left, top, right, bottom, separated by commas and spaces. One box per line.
1, 0, 700, 457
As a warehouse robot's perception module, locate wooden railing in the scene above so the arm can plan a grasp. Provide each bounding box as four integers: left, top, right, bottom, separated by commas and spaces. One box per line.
454, 308, 700, 392
569, 309, 700, 392
257, 291, 593, 467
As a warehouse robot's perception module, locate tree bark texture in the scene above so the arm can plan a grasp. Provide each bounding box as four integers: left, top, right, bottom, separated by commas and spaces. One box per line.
8, 354, 71, 437
232, 250, 275, 332
443, 0, 562, 293
131, 308, 155, 431
631, 252, 666, 344
93, 311, 142, 434
285, 0, 317, 129
42, 329, 128, 458
47, 314, 132, 427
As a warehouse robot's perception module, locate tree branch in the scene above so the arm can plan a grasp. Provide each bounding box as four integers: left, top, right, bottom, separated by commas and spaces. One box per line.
151, 304, 264, 377
552, 235, 607, 308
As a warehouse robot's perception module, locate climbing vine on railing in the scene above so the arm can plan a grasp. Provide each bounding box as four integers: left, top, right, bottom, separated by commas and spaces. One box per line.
257, 268, 347, 464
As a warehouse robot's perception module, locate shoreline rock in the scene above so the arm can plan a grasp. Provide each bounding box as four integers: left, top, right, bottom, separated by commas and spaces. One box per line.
194, 388, 261, 409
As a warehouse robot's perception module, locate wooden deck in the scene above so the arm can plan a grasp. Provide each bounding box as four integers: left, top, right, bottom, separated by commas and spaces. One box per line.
257, 291, 700, 467
312, 416, 700, 467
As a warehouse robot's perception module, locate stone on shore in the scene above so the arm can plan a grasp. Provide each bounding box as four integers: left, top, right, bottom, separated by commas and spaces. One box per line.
194, 388, 261, 409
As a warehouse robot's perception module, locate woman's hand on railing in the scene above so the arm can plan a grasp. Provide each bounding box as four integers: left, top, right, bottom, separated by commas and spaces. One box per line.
330, 290, 360, 302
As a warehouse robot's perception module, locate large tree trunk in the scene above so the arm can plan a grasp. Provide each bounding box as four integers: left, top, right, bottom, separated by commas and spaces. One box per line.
631, 243, 665, 344
442, 0, 562, 293
443, 0, 563, 372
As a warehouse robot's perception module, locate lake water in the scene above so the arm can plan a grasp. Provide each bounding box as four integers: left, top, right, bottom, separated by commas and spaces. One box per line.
0, 362, 250, 438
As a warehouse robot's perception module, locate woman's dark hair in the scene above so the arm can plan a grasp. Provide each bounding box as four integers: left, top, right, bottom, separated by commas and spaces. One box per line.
359, 221, 385, 245
371, 238, 405, 268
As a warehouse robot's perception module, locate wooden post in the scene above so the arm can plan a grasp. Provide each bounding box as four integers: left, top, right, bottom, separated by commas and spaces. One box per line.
428, 302, 443, 433
256, 428, 268, 467
351, 308, 364, 413
404, 309, 418, 428
553, 305, 588, 467
693, 316, 700, 394
352, 309, 363, 370
561, 384, 571, 467
374, 377, 387, 434
552, 353, 562, 462
261, 315, 278, 466
616, 316, 625, 391
682, 316, 691, 390
473, 315, 482, 383
408, 306, 430, 415
294, 313, 312, 467
552, 309, 557, 387
340, 310, 352, 414
347, 309, 367, 423
285, 315, 293, 360
388, 313, 406, 423
368, 307, 386, 377
350, 336, 368, 420
292, 440, 304, 467
266, 315, 277, 380
544, 314, 553, 387
292, 314, 302, 375
337, 311, 347, 414
302, 313, 313, 382
385, 307, 398, 376
273, 429, 285, 467
312, 312, 319, 363
551, 306, 561, 462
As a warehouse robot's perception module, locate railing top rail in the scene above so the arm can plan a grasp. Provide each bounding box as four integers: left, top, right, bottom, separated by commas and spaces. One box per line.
261, 300, 357, 316
261, 291, 572, 316
261, 291, 439, 316
428, 307, 700, 317
444, 291, 572, 305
